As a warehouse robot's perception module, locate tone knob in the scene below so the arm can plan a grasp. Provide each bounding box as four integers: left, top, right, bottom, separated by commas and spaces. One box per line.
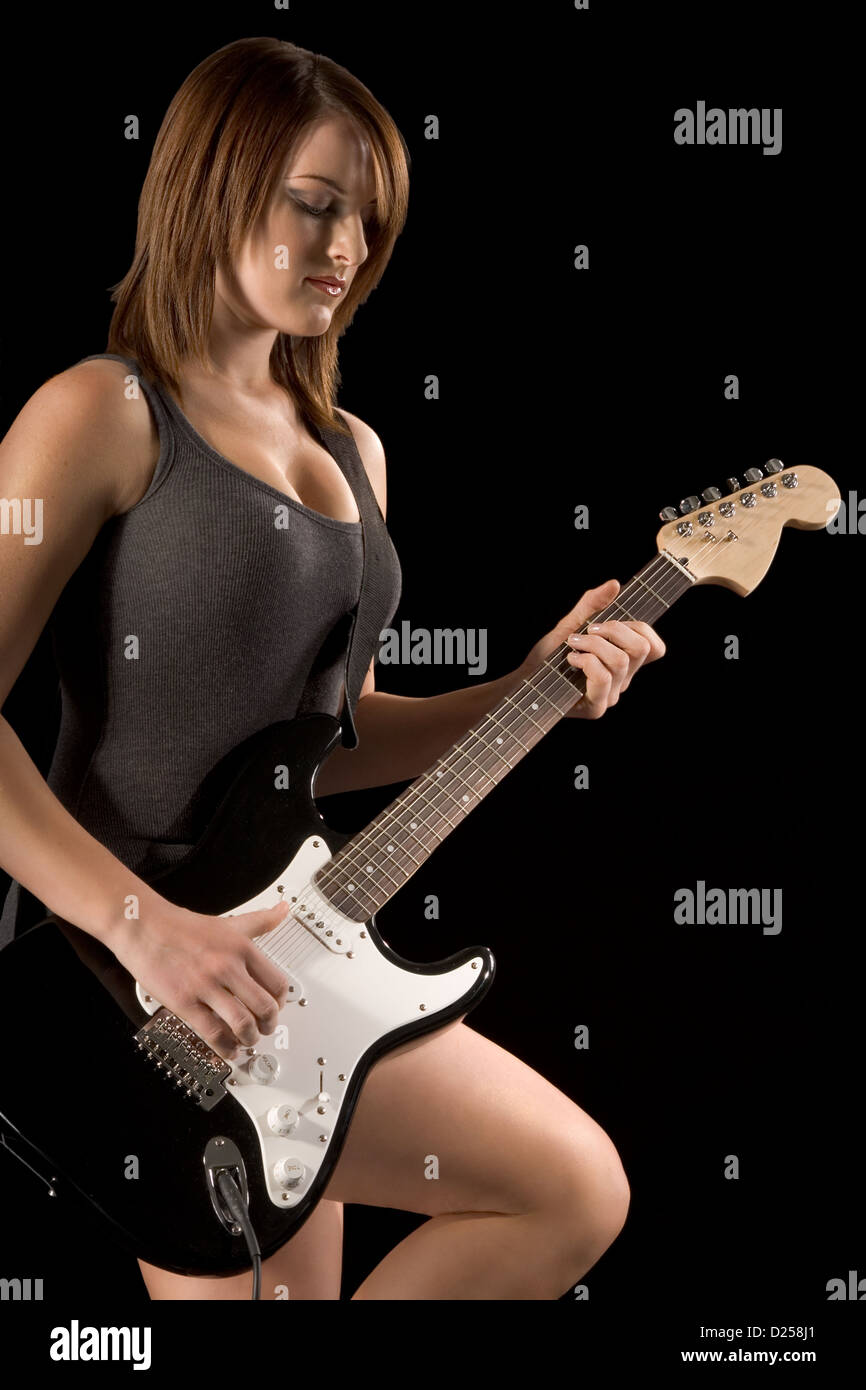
267, 1103, 299, 1135
248, 1053, 280, 1084
659, 506, 679, 522
743, 467, 763, 483
763, 458, 782, 474
701, 487, 721, 502
678, 496, 701, 515
273, 1156, 305, 1190
724, 478, 740, 492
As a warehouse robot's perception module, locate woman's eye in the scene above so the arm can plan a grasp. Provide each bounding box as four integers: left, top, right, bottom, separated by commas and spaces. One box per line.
293, 198, 330, 218
291, 196, 375, 231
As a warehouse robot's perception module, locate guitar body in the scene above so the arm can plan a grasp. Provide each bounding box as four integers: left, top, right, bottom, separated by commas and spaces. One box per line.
0, 714, 495, 1276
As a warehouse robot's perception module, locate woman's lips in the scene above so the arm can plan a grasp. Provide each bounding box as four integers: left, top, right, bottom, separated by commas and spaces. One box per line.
305, 278, 344, 296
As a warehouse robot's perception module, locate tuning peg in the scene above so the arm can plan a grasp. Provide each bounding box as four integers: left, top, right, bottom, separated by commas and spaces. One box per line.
678, 495, 701, 515
701, 487, 722, 502
743, 467, 763, 483
763, 458, 782, 474
659, 506, 679, 522
724, 477, 740, 493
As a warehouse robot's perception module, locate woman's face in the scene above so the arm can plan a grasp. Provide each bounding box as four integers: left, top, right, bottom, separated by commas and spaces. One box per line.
216, 115, 377, 340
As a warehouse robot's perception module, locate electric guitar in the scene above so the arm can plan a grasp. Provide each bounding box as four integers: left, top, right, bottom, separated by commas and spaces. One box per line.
0, 462, 840, 1277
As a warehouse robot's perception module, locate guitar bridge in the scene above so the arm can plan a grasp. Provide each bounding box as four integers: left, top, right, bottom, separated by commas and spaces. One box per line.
134, 1009, 230, 1111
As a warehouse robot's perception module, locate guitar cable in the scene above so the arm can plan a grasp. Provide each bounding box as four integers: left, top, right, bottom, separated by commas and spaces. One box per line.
215, 1169, 262, 1300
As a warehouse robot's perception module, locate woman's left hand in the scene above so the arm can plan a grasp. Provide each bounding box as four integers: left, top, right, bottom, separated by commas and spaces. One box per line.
515, 578, 666, 719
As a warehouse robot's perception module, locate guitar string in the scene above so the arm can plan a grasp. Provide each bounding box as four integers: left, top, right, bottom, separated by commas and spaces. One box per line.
264, 494, 775, 973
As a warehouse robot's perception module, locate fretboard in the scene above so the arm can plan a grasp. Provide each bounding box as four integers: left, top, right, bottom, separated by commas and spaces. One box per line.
314, 549, 694, 920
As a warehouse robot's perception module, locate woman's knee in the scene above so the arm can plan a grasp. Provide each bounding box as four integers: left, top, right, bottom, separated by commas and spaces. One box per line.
540, 1129, 631, 1266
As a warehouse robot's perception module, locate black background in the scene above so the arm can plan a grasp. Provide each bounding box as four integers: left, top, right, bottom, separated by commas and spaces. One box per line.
0, 0, 860, 1367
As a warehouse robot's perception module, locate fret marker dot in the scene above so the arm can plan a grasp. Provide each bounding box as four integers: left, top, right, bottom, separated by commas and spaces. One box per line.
436, 770, 443, 777
386, 844, 394, 852
531, 702, 538, 710
410, 822, 418, 830
462, 795, 469, 802
347, 884, 355, 892
496, 737, 503, 744
366, 865, 374, 873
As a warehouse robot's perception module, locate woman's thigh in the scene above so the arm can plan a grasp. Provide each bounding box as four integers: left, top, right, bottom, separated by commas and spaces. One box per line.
321, 1017, 629, 1221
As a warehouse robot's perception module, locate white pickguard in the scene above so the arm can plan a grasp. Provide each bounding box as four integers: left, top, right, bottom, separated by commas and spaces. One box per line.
135, 837, 483, 1208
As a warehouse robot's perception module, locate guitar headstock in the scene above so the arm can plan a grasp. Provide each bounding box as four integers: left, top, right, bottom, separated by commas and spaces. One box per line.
655, 460, 841, 595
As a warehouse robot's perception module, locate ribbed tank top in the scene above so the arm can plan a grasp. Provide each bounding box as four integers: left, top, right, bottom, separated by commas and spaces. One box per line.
0, 353, 401, 947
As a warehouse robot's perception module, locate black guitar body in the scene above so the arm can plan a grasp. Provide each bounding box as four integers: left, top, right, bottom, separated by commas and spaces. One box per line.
0, 715, 495, 1276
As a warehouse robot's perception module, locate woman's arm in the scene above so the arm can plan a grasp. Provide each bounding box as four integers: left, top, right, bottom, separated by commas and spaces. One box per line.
0, 364, 288, 1056
0, 364, 163, 939
314, 662, 528, 796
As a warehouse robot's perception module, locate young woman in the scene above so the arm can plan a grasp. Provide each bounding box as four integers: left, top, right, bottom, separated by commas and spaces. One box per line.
0, 37, 665, 1299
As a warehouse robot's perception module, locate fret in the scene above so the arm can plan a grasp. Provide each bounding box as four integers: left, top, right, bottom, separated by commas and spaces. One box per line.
541, 663, 587, 708
631, 573, 671, 609
454, 742, 501, 793
433, 763, 490, 805
508, 697, 549, 737
497, 696, 534, 749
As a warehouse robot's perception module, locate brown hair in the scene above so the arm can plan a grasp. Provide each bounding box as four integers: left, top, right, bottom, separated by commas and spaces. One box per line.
106, 37, 410, 438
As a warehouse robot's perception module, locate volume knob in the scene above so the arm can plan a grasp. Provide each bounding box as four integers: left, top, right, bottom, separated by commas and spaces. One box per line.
273, 1156, 305, 1190
248, 1053, 280, 1084
267, 1103, 299, 1135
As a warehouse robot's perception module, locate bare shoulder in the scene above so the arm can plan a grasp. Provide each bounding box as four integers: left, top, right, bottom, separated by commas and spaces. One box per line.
336, 408, 388, 518
12, 357, 160, 515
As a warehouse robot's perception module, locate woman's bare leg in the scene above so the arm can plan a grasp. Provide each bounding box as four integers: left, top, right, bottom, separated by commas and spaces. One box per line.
321, 1019, 630, 1300
137, 1197, 344, 1300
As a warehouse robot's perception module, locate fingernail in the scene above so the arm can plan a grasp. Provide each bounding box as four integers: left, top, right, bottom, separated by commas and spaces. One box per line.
588, 624, 602, 631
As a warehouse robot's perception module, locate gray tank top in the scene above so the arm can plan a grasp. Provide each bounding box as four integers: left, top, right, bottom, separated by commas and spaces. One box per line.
0, 352, 401, 946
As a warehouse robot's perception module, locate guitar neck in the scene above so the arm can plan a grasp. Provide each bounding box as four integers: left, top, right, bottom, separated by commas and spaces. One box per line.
314, 549, 695, 920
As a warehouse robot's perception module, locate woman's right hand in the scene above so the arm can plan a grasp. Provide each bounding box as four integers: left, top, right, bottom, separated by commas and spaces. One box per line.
109, 900, 292, 1060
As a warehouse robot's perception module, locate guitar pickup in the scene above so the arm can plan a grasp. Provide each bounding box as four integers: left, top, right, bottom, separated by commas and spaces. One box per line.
291, 886, 357, 955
